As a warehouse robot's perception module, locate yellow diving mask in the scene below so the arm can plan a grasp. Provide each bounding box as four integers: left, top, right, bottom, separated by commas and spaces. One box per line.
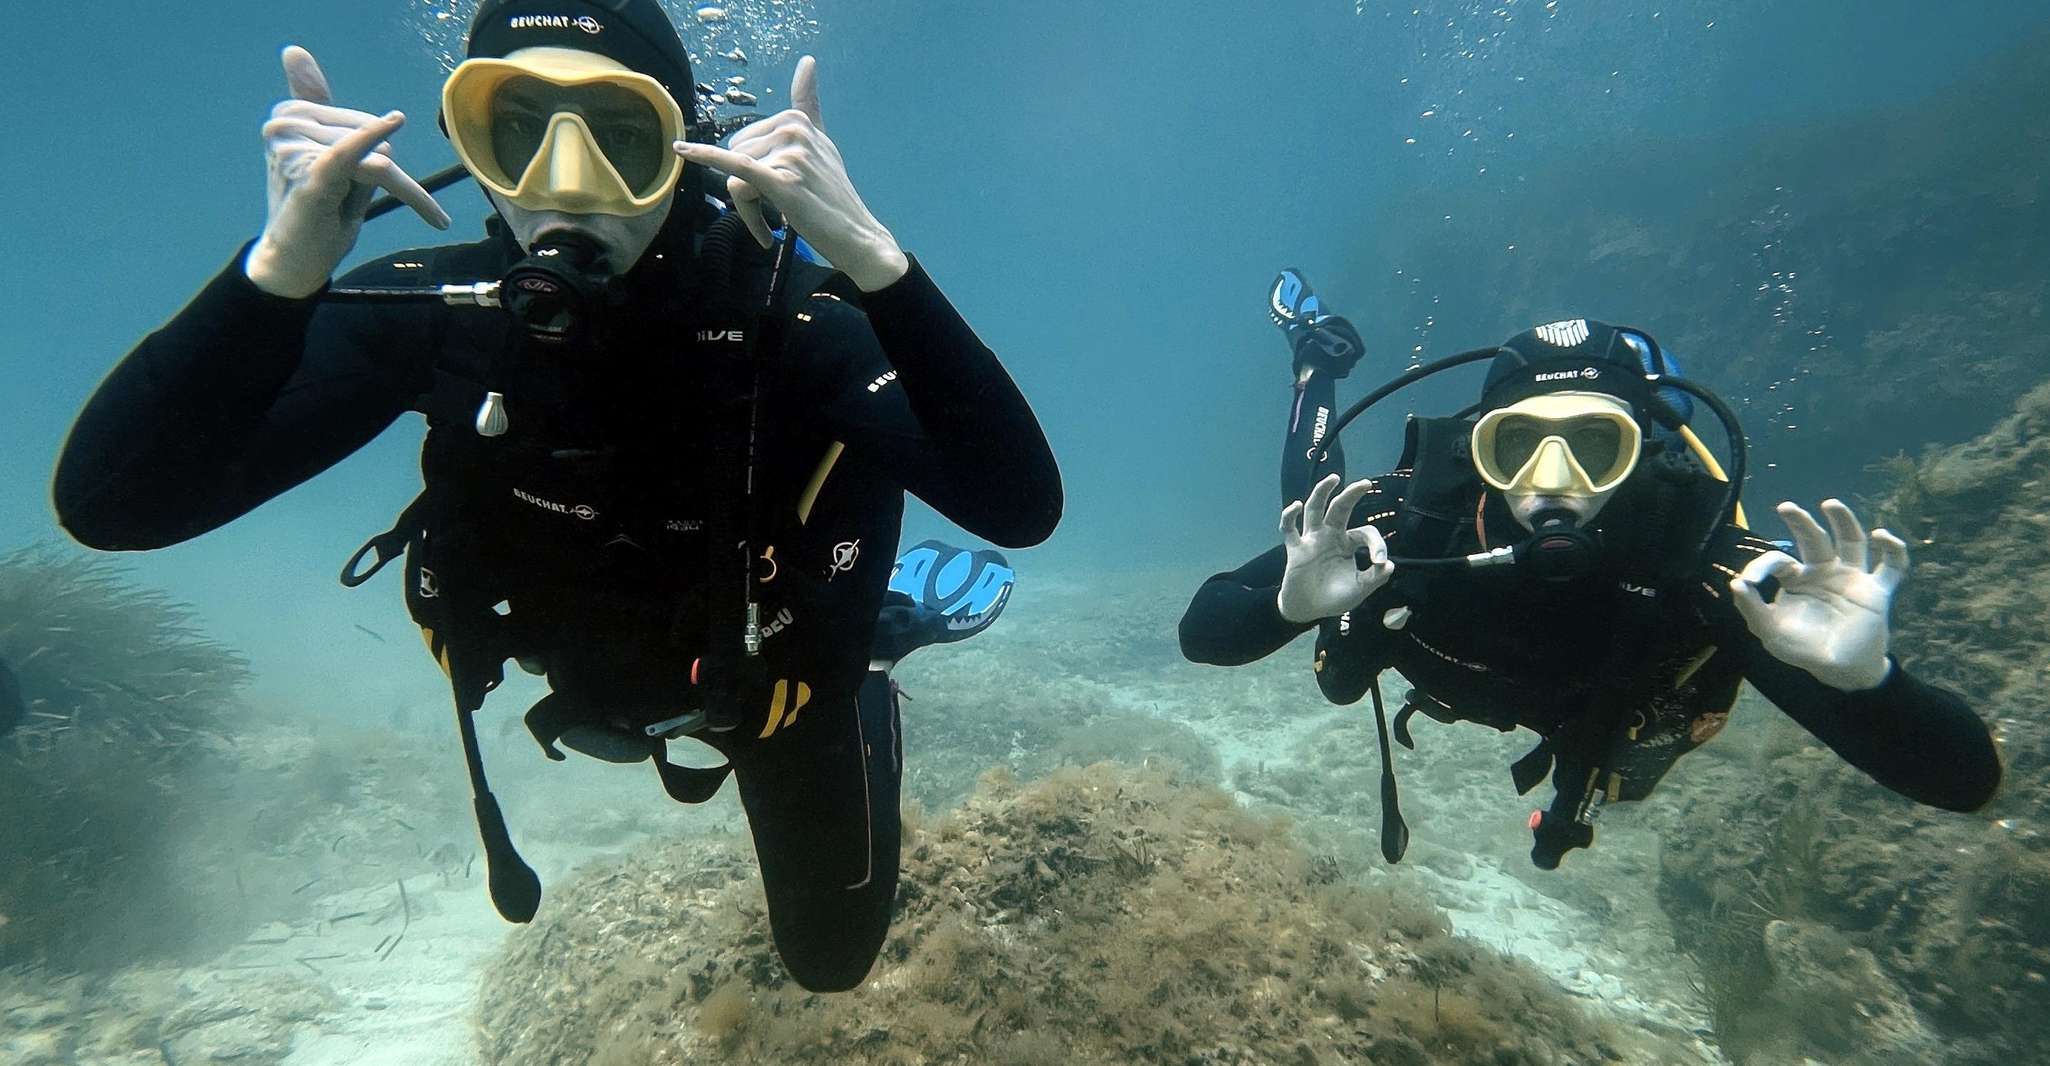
443, 47, 687, 217
1471, 392, 1643, 498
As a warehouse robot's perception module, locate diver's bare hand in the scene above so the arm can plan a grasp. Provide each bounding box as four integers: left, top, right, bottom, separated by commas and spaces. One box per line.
673, 56, 909, 292
1277, 474, 1392, 624
1731, 499, 1905, 691
245, 46, 450, 299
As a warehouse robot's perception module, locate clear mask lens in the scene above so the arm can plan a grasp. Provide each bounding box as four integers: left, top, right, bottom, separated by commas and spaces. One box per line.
490, 76, 668, 197
1476, 409, 1640, 494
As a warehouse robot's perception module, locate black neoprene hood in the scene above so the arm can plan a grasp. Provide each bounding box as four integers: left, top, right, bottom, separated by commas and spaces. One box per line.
1478, 319, 1675, 425
466, 0, 694, 97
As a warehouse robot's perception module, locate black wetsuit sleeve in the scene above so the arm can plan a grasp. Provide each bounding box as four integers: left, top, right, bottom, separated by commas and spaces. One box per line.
1180, 544, 1310, 665
803, 256, 1061, 548
1742, 650, 2002, 811
52, 245, 426, 550
1180, 471, 1413, 677
1706, 531, 2003, 811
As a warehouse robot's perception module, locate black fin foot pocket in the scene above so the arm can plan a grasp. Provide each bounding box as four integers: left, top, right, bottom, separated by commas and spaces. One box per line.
475, 791, 542, 922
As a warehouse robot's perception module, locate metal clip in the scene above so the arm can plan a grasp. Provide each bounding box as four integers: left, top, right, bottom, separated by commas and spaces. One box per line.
643, 710, 707, 738
439, 281, 503, 308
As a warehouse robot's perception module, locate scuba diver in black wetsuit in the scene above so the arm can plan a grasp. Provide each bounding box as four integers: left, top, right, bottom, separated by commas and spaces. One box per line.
51, 0, 1059, 992
1182, 271, 2000, 869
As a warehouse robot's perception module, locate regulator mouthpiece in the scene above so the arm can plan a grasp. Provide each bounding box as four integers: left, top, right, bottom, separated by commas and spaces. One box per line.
1518, 509, 1603, 582
500, 234, 622, 346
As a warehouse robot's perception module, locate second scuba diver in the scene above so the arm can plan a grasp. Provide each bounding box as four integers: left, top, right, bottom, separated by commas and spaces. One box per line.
52, 0, 1060, 992
1181, 271, 2000, 868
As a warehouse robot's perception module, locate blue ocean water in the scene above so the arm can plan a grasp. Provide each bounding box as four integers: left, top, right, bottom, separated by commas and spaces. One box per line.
2, 3, 2047, 1059
1, 1, 2041, 702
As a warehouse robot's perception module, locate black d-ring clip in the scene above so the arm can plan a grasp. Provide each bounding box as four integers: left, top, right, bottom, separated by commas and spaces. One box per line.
340, 532, 405, 588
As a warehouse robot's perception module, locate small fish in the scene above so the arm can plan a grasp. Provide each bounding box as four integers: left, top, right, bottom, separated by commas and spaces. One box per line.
694, 5, 729, 23
353, 624, 387, 644
725, 89, 758, 106
724, 47, 748, 64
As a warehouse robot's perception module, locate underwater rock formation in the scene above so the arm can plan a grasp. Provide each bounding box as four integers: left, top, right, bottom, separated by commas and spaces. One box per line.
479, 761, 1690, 1065
1351, 30, 2050, 507
0, 963, 339, 1065
0, 546, 253, 970
1653, 382, 2050, 1064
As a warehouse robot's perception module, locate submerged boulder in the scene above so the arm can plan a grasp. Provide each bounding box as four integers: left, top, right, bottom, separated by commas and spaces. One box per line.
479, 761, 1693, 1065
1655, 381, 2050, 1064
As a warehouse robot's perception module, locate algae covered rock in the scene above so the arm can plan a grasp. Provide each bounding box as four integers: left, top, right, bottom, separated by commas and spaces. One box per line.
0, 964, 335, 1066
1654, 382, 2050, 1064
479, 761, 1678, 1065
1758, 919, 1935, 1063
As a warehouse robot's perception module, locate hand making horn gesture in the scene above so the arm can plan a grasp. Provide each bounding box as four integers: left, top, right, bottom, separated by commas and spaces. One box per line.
245, 46, 451, 299
674, 56, 910, 292
1731, 499, 1906, 691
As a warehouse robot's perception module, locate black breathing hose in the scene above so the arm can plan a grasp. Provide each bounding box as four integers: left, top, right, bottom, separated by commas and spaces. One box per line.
363, 163, 473, 222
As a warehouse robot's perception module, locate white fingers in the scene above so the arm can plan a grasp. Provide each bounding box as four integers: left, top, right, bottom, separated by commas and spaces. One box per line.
1279, 500, 1307, 549
266, 68, 448, 229
1728, 571, 1773, 635
272, 99, 405, 133
1326, 477, 1375, 529
1728, 550, 1797, 635
1871, 528, 1912, 593
281, 45, 333, 105
1778, 501, 1834, 568
263, 115, 392, 158
675, 139, 785, 190
1348, 524, 1390, 567
726, 176, 775, 248
724, 111, 807, 156
1737, 548, 1802, 590
309, 111, 404, 192
791, 55, 823, 130
1819, 498, 1869, 569
300, 111, 448, 229
1302, 474, 1340, 530
356, 152, 452, 229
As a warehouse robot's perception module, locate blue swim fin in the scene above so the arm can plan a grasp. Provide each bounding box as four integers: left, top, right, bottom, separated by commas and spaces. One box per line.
872, 540, 1016, 664
1269, 267, 1323, 331
1269, 268, 1364, 379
